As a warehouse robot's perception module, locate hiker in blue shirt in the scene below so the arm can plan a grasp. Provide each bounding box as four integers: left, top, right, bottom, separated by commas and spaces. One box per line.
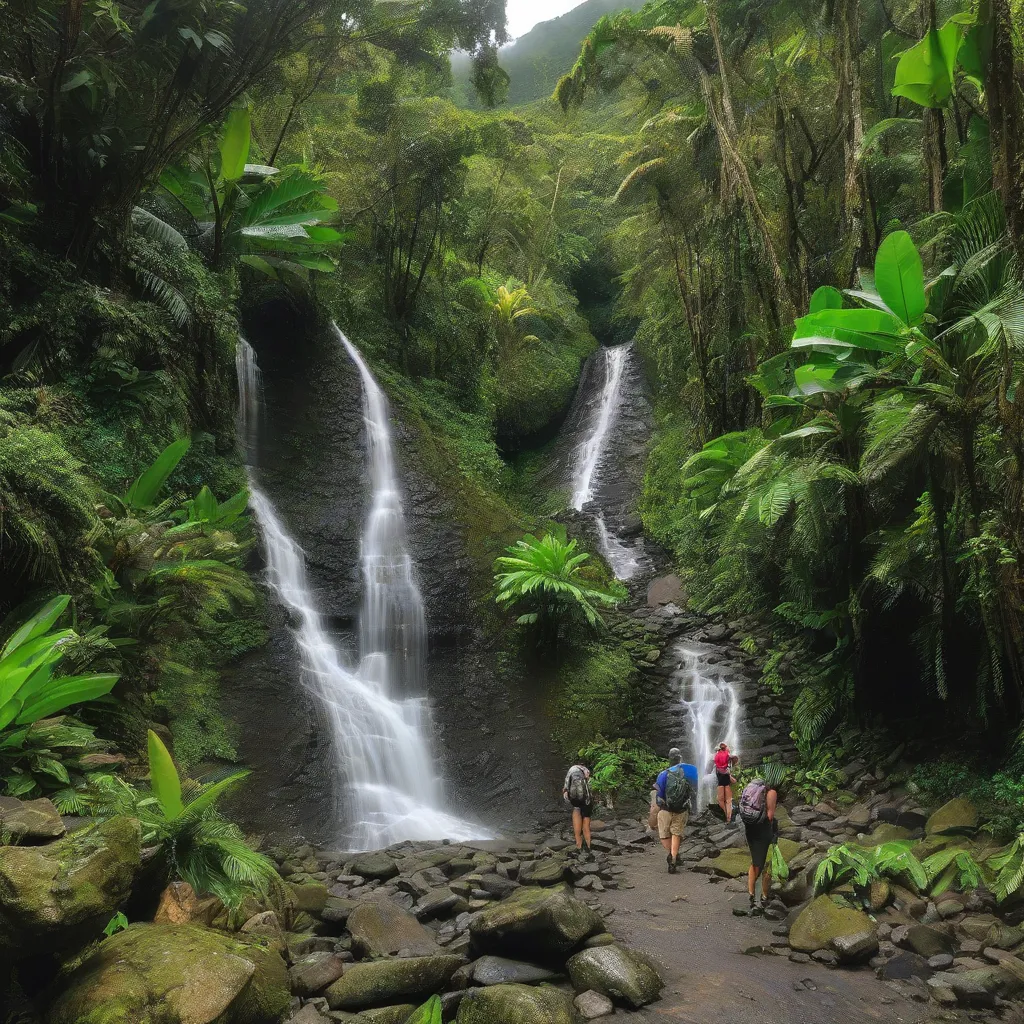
654, 748, 696, 873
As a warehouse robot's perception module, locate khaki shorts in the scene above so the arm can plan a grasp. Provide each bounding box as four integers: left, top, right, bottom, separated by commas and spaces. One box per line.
657, 809, 689, 839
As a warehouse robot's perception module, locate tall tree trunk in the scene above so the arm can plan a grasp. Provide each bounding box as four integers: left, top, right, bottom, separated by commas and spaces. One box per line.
836, 0, 870, 275
988, 0, 1024, 249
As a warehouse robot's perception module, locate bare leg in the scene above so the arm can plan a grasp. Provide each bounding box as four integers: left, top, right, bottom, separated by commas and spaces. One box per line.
660, 837, 672, 854
572, 807, 583, 849
717, 785, 727, 817
725, 788, 733, 823
670, 833, 682, 859
748, 864, 761, 897
582, 817, 592, 848
761, 862, 772, 900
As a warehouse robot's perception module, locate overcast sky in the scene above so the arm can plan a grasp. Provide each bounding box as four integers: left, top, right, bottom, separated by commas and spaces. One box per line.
506, 0, 585, 39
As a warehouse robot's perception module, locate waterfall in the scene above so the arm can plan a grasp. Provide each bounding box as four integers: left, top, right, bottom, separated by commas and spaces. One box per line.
571, 344, 629, 511
569, 343, 644, 580
237, 335, 483, 849
673, 642, 742, 809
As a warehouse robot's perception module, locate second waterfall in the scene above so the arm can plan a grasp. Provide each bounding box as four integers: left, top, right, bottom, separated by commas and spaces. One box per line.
238, 327, 482, 849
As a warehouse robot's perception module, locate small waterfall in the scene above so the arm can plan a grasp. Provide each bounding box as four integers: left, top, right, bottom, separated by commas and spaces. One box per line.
673, 642, 742, 809
237, 335, 483, 849
569, 343, 644, 580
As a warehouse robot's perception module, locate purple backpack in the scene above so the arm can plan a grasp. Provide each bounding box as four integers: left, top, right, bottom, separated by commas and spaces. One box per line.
739, 779, 768, 825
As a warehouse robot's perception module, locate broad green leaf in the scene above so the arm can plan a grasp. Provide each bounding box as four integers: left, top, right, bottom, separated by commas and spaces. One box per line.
216, 489, 249, 522
148, 729, 184, 821
0, 697, 23, 731
239, 255, 279, 279
178, 770, 250, 821
809, 286, 843, 313
875, 231, 926, 326
219, 108, 251, 183
958, 21, 992, 82
779, 423, 836, 440
1, 596, 70, 659
125, 438, 191, 510
892, 21, 962, 109
16, 674, 120, 724
302, 225, 345, 243
794, 363, 840, 394
192, 486, 218, 522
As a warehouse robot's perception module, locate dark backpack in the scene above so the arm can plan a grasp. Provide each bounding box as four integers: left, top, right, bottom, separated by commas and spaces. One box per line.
567, 767, 591, 804
739, 779, 768, 825
664, 766, 693, 812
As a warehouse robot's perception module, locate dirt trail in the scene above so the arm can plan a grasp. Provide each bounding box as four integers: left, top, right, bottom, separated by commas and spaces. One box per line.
599, 848, 935, 1024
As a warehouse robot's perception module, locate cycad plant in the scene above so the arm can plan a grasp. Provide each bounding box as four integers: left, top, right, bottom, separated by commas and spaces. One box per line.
129, 730, 281, 910
494, 529, 623, 643
491, 283, 541, 359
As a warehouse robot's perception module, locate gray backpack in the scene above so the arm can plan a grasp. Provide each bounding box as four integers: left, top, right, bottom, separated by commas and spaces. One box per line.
739, 779, 768, 825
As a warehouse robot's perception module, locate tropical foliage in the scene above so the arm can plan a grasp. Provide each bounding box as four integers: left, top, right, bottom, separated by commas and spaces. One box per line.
494, 529, 624, 638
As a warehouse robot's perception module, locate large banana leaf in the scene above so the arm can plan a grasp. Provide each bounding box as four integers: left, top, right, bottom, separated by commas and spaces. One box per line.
892, 20, 963, 109
219, 108, 252, 183
874, 231, 926, 326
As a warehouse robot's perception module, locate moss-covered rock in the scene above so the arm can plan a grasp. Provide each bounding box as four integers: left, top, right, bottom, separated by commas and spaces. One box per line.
469, 884, 603, 961
325, 954, 464, 1011
46, 922, 290, 1024
348, 900, 439, 957
789, 896, 876, 954
455, 983, 576, 1024
0, 815, 141, 957
566, 944, 663, 1008
703, 838, 800, 878
0, 796, 65, 842
926, 798, 979, 836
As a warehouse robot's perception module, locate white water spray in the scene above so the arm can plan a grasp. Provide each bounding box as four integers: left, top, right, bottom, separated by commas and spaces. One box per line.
237, 335, 484, 849
674, 642, 741, 808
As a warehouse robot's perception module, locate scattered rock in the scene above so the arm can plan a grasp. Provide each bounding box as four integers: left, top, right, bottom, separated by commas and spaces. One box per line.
289, 952, 348, 997
898, 923, 955, 958
325, 954, 464, 1011
154, 881, 220, 926
647, 574, 687, 609
456, 983, 575, 1023
518, 858, 568, 886
469, 885, 603, 960
566, 944, 663, 1009
788, 896, 876, 954
574, 989, 614, 1020
470, 955, 561, 986
349, 853, 399, 881
348, 900, 440, 957
830, 929, 879, 965
46, 923, 290, 1024
0, 796, 65, 842
925, 798, 979, 836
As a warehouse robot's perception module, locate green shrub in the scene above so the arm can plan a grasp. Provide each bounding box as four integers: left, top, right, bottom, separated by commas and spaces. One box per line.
579, 736, 664, 808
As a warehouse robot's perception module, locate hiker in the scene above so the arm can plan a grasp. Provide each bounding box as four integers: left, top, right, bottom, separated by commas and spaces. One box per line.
738, 762, 785, 914
714, 742, 734, 823
654, 748, 694, 873
563, 762, 594, 859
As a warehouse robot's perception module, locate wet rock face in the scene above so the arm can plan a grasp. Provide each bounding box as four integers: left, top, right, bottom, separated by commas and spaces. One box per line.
225, 322, 561, 842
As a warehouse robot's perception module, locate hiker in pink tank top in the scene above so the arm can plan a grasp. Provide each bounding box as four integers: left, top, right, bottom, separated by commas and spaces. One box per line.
714, 742, 735, 823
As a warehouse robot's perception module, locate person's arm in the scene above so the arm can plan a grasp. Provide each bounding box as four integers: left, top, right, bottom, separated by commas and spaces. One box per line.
766, 788, 777, 823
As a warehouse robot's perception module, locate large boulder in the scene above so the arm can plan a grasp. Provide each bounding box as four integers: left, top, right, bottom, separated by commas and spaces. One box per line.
470, 956, 562, 986
0, 815, 141, 956
788, 896, 876, 954
456, 983, 575, 1024
324, 954, 464, 1011
518, 858, 568, 886
470, 885, 603, 961
46, 923, 290, 1024
348, 853, 399, 881
348, 900, 439, 957
566, 944, 663, 1008
926, 798, 979, 836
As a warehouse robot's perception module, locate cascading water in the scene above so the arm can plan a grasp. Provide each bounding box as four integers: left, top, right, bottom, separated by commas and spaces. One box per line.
237, 334, 483, 849
569, 343, 645, 581
673, 642, 742, 808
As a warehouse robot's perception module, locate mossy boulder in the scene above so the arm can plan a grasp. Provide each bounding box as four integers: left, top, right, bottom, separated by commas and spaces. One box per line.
518, 858, 568, 886
704, 838, 800, 878
469, 885, 603, 961
455, 983, 576, 1024
349, 853, 399, 881
789, 896, 876, 954
566, 944, 663, 1008
0, 796, 65, 842
0, 815, 141, 957
926, 798, 979, 836
348, 900, 439, 957
46, 922, 290, 1024
325, 954, 464, 1011
289, 881, 329, 916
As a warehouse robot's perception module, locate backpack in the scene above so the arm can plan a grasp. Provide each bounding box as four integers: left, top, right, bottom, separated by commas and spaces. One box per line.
664, 766, 693, 812
739, 779, 768, 825
567, 767, 591, 804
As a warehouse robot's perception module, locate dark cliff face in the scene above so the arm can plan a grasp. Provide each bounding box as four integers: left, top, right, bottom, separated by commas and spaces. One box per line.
222, 314, 561, 843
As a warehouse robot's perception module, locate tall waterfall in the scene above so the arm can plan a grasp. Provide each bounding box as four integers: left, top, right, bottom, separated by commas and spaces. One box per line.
237, 335, 482, 849
673, 642, 741, 808
569, 343, 643, 580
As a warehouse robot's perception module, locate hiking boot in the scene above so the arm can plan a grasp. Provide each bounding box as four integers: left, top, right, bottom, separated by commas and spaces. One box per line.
666, 854, 676, 874
672, 854, 681, 871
